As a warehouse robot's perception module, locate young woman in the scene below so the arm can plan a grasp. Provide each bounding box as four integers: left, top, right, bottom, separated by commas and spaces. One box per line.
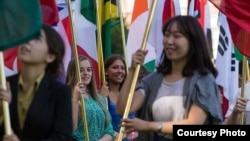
0, 24, 72, 141
116, 15, 223, 141
65, 56, 114, 141
101, 54, 137, 140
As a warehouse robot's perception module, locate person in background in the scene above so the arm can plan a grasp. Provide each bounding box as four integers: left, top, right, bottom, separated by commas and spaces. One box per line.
101, 54, 139, 141
116, 15, 223, 141
0, 24, 72, 141
65, 55, 114, 141
224, 61, 250, 124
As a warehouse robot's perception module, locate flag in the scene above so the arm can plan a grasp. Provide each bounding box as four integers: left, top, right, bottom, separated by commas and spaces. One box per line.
57, 0, 100, 87
215, 13, 239, 118
56, 1, 73, 82
3, 48, 22, 77
153, 0, 181, 67
187, 0, 201, 19
40, 0, 59, 25
80, 0, 118, 85
209, 0, 250, 58
100, 0, 118, 60
188, 0, 213, 58
204, 0, 213, 58
0, 0, 42, 50
81, 0, 118, 60
126, 0, 181, 72
126, 0, 155, 72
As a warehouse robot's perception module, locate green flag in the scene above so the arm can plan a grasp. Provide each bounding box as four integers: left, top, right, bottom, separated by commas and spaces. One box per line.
81, 0, 118, 60
101, 0, 118, 60
234, 46, 250, 63
0, 0, 42, 51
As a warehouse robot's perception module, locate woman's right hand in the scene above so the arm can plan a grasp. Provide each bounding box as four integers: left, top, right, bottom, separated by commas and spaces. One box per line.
72, 82, 86, 101
3, 133, 20, 141
0, 82, 12, 104
233, 97, 248, 114
130, 49, 148, 71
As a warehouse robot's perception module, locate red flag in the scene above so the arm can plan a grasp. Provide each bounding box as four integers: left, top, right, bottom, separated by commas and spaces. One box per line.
40, 0, 59, 25
209, 0, 250, 57
162, 0, 175, 24
4, 47, 22, 76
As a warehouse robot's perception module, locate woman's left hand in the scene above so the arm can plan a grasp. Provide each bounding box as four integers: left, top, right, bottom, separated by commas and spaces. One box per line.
121, 117, 149, 133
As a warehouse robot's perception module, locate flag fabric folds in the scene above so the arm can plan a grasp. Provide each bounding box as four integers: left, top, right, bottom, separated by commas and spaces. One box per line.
100, 0, 118, 61
0, 0, 42, 50
215, 13, 239, 118
188, 0, 213, 58
126, 0, 181, 72
56, 0, 100, 87
3, 47, 22, 76
40, 0, 59, 25
126, 0, 155, 72
209, 0, 250, 58
81, 0, 118, 61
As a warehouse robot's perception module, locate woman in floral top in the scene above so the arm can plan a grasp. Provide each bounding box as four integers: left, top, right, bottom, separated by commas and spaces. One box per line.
66, 55, 114, 141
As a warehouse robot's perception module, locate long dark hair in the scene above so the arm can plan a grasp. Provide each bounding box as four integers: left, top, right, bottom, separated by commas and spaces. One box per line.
157, 15, 218, 77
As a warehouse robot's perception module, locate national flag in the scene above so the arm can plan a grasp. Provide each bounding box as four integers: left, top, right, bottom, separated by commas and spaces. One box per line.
56, 1, 73, 82
127, 0, 180, 72
0, 0, 42, 50
204, 0, 213, 58
126, 0, 155, 72
215, 13, 239, 118
121, 0, 135, 29
80, 0, 118, 85
209, 0, 250, 58
100, 0, 118, 61
3, 48, 22, 77
81, 0, 118, 60
57, 0, 100, 87
188, 0, 213, 58
149, 0, 181, 70
187, 0, 201, 19
40, 0, 59, 25
126, 0, 181, 72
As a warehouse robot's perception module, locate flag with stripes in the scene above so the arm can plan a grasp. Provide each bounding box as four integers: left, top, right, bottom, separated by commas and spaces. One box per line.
126, 0, 181, 72
56, 0, 99, 86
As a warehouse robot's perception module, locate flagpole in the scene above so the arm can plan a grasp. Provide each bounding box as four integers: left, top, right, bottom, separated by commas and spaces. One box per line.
66, 0, 89, 140
245, 59, 249, 81
0, 52, 12, 135
116, 0, 158, 140
95, 0, 106, 85
95, 0, 109, 109
117, 0, 128, 72
240, 56, 248, 124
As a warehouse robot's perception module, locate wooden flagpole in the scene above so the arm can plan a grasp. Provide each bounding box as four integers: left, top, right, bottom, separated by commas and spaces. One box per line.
66, 0, 89, 140
116, 0, 158, 140
117, 0, 128, 73
0, 52, 12, 135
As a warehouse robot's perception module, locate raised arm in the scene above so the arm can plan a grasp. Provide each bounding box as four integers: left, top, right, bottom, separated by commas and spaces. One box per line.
116, 49, 148, 115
